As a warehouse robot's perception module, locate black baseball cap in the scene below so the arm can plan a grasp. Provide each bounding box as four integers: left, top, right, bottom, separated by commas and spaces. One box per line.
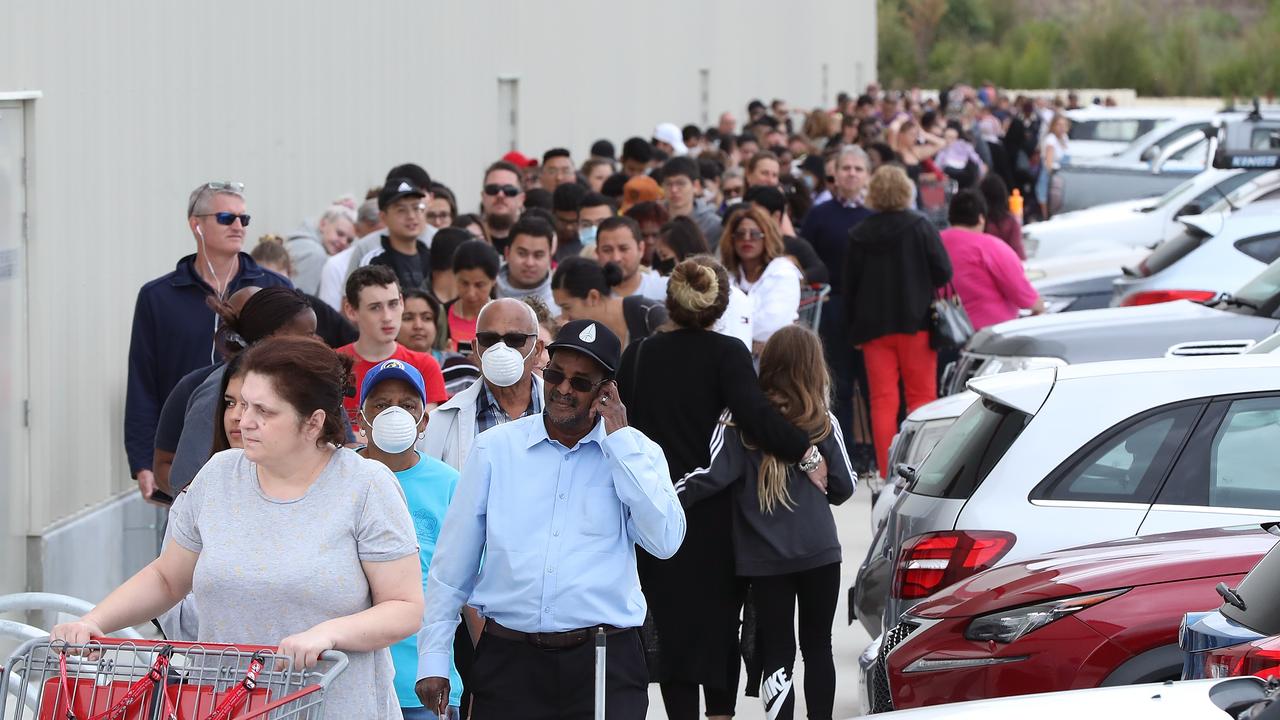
378, 178, 427, 211
547, 319, 621, 374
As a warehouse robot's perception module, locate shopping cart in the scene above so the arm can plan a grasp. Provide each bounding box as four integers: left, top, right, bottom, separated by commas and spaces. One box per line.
797, 283, 831, 332
0, 637, 347, 720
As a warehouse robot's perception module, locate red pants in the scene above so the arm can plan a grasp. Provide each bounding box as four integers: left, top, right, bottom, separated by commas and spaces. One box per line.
861, 331, 937, 474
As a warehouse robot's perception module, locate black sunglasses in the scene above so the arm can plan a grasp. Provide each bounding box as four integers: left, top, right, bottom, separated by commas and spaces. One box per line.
543, 366, 607, 393
475, 331, 535, 349
484, 184, 521, 198
196, 211, 251, 227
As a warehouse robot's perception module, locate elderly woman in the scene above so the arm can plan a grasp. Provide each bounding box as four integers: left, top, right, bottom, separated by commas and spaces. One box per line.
617, 256, 816, 720
54, 336, 424, 719
719, 205, 803, 351
844, 165, 952, 479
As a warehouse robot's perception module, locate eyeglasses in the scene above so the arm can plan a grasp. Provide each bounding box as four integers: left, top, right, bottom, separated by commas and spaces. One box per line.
425, 211, 453, 222
543, 366, 607, 393
723, 187, 744, 198
475, 331, 535, 349
484, 184, 522, 198
195, 211, 252, 227
733, 229, 764, 241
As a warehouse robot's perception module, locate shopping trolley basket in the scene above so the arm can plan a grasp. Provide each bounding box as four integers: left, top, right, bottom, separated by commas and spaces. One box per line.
0, 637, 347, 720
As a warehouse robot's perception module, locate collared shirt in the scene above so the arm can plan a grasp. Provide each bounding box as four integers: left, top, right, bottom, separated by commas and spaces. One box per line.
418, 415, 685, 680
475, 379, 543, 435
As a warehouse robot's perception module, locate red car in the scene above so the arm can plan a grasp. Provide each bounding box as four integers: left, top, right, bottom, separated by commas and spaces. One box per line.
868, 525, 1277, 713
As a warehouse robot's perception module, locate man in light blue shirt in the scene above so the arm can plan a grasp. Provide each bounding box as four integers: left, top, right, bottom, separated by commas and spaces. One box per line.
416, 319, 684, 719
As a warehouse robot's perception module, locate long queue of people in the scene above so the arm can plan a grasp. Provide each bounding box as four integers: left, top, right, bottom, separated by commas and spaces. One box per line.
89, 85, 1055, 720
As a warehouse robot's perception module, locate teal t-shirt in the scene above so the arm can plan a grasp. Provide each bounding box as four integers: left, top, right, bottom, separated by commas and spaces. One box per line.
389, 451, 464, 709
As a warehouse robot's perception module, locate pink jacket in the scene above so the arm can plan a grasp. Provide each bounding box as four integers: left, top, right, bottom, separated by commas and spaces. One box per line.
940, 227, 1039, 330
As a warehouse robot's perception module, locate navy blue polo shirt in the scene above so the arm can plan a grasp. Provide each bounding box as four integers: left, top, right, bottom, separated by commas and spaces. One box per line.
124, 253, 291, 475
798, 199, 874, 296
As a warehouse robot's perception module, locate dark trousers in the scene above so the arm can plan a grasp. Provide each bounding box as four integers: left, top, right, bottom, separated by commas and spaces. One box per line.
750, 563, 842, 720
470, 627, 648, 720
657, 682, 738, 719
452, 621, 474, 717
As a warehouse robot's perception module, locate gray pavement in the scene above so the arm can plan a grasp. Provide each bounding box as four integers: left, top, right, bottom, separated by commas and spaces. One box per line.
647, 480, 876, 719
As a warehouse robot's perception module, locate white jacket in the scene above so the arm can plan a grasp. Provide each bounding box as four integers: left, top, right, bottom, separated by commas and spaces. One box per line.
419, 374, 545, 471
735, 257, 803, 343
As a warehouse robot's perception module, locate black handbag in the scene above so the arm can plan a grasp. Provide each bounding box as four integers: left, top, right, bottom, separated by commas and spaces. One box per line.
929, 283, 975, 351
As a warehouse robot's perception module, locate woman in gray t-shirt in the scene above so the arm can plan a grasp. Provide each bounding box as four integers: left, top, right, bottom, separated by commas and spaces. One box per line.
54, 337, 423, 719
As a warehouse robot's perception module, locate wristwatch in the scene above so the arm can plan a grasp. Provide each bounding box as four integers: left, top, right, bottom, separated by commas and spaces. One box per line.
798, 446, 822, 473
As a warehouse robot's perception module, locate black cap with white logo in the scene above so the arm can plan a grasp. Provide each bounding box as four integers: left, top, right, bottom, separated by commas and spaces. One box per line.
378, 177, 427, 211
547, 319, 621, 374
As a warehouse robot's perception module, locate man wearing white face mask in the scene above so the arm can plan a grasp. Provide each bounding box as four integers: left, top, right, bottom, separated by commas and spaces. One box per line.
420, 298, 545, 471
356, 359, 464, 720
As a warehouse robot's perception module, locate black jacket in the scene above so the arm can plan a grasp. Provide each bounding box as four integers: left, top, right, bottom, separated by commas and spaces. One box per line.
676, 410, 855, 576
843, 209, 952, 346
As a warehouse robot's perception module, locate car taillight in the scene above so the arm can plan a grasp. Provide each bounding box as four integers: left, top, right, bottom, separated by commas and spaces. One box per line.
893, 531, 1016, 599
1118, 289, 1217, 307
1206, 637, 1280, 680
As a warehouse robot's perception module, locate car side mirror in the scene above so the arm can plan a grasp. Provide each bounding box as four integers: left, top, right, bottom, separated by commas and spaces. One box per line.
895, 463, 918, 485
1140, 146, 1158, 162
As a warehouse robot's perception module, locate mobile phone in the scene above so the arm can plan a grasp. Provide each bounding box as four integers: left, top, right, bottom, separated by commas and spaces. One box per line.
150, 489, 175, 506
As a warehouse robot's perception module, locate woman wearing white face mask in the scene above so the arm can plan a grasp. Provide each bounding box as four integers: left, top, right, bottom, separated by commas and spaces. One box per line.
356, 359, 464, 720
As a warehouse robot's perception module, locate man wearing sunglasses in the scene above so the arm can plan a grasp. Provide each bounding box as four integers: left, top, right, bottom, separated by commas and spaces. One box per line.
419, 318, 683, 719
125, 181, 292, 506
479, 160, 526, 254
421, 298, 546, 472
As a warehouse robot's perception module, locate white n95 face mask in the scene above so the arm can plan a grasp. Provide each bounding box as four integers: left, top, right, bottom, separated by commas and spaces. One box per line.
370, 406, 421, 454
481, 340, 533, 388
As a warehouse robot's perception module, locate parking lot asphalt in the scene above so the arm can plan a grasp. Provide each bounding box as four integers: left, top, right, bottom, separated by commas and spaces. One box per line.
647, 479, 876, 719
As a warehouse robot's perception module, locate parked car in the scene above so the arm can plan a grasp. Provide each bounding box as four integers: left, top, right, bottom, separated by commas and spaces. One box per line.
1182, 524, 1280, 682
864, 525, 1277, 713
1029, 248, 1151, 313
1024, 168, 1280, 259
1057, 109, 1280, 213
862, 353, 1280, 643
854, 391, 979, 635
1065, 106, 1209, 160
869, 677, 1270, 720
943, 254, 1280, 396
1113, 200, 1280, 307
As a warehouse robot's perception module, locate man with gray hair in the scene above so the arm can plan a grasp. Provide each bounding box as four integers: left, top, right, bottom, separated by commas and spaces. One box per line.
124, 181, 292, 505
798, 145, 874, 465
421, 297, 546, 470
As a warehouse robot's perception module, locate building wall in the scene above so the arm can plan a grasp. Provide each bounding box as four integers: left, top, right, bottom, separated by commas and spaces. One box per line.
0, 0, 874, 595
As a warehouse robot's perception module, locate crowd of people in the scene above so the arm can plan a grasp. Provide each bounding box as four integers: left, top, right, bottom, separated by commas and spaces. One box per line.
79, 82, 1060, 719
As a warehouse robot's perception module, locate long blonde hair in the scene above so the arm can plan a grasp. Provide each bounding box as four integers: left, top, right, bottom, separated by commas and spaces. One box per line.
752, 325, 832, 513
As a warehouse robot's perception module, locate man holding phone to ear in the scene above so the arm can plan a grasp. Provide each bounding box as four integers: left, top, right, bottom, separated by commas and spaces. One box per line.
417, 319, 685, 719
125, 181, 291, 506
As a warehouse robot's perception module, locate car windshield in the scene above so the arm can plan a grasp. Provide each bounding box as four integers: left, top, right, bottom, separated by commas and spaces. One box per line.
1207, 171, 1279, 212
910, 399, 1031, 500
1233, 258, 1280, 310
1149, 175, 1210, 210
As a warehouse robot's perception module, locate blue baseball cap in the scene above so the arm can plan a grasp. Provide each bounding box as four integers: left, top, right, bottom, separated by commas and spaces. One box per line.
359, 359, 426, 406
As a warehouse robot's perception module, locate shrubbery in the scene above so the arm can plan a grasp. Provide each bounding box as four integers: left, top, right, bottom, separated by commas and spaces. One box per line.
878, 0, 1280, 98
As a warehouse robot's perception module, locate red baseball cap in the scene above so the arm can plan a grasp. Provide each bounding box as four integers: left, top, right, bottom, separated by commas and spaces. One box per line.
502, 151, 538, 168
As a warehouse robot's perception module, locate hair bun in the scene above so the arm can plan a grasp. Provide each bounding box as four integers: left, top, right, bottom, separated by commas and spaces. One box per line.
668, 260, 719, 312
